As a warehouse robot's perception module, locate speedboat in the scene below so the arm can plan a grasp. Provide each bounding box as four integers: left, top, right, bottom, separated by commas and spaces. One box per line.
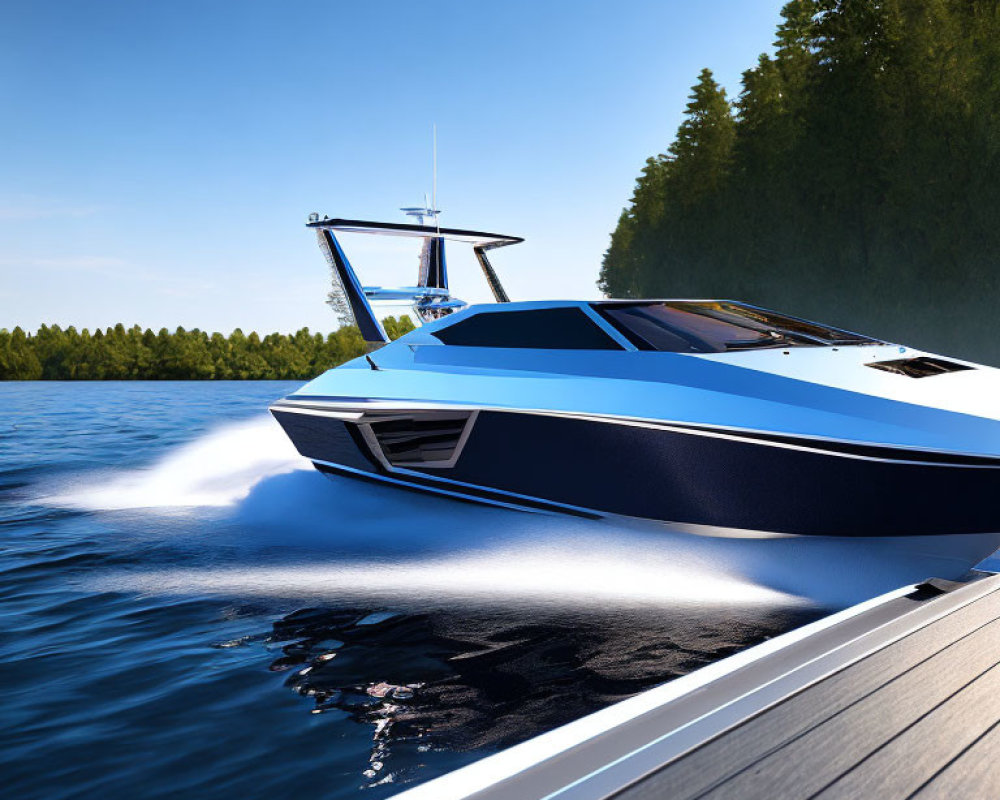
271, 212, 1000, 583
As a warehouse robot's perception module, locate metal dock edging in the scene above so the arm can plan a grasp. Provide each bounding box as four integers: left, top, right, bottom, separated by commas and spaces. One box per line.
392, 573, 1000, 800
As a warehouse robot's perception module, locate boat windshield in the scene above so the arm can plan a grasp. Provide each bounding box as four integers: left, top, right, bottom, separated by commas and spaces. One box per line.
593, 301, 880, 353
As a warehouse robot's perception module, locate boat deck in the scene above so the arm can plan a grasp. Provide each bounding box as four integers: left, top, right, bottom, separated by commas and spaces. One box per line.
394, 572, 1000, 800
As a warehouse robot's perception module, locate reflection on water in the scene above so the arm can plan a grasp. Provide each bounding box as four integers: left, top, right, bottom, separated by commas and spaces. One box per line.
262, 602, 820, 788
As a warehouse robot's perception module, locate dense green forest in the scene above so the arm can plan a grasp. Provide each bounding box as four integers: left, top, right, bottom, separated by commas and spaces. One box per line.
0, 317, 414, 380
600, 0, 1000, 363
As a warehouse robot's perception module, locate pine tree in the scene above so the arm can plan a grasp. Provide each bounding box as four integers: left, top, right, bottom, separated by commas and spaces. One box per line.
599, 0, 1000, 363
668, 68, 736, 199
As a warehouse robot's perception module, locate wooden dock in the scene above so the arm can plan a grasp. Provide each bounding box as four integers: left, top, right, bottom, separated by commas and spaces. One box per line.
395, 572, 1000, 800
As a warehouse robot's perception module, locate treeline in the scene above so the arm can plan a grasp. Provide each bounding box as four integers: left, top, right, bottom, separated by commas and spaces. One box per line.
600, 0, 1000, 364
0, 317, 414, 380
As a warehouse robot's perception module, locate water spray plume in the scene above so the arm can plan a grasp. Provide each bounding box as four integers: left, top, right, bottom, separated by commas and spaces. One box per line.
42, 417, 307, 510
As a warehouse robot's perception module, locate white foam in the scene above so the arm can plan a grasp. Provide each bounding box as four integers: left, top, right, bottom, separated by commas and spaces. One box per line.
44, 416, 308, 510
95, 540, 801, 608
42, 413, 817, 608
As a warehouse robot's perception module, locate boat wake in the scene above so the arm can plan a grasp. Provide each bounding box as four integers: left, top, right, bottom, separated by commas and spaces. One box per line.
40, 414, 979, 609
97, 540, 798, 608
38, 415, 812, 608
41, 416, 309, 511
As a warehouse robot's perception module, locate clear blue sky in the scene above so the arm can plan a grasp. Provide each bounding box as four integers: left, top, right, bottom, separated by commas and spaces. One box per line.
2, 0, 785, 334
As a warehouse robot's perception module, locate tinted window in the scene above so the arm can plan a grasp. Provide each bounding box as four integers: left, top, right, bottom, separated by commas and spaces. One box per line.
433, 307, 623, 350
594, 301, 878, 353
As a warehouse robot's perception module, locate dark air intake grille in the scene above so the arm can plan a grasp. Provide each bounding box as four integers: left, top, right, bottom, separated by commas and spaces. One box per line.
368, 413, 472, 466
866, 356, 974, 378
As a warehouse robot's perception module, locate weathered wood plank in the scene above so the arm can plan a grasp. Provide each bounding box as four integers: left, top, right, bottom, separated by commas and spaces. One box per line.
814, 661, 1000, 798
700, 615, 1000, 799
619, 589, 1000, 800
911, 717, 1000, 798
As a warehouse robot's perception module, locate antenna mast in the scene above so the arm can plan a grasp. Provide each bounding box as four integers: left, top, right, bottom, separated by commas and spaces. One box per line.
432, 124, 439, 234
401, 127, 440, 228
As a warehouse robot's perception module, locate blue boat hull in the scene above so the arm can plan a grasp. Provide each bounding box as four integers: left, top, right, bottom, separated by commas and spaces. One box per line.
271, 404, 1000, 540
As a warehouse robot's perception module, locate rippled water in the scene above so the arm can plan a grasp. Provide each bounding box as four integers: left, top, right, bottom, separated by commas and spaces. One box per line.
1, 381, 824, 799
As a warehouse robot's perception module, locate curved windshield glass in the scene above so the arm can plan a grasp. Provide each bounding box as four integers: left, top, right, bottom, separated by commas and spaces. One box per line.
433, 307, 623, 350
593, 301, 879, 353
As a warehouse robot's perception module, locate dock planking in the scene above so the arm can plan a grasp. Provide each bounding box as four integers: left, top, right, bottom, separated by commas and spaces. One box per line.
623, 581, 1000, 799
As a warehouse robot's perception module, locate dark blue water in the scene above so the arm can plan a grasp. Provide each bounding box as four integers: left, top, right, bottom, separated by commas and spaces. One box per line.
1, 381, 823, 799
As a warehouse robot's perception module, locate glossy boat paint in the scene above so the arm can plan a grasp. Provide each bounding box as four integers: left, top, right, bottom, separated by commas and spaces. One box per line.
271, 300, 1000, 579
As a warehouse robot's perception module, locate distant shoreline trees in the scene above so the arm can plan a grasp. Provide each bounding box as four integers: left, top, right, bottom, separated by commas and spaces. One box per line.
0, 317, 414, 380
600, 0, 1000, 364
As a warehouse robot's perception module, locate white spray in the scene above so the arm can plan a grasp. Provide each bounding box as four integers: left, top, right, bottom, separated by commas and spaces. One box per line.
43, 416, 308, 511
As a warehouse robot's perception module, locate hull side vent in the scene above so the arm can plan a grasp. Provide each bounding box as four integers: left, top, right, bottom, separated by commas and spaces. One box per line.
367, 412, 474, 468
866, 356, 974, 378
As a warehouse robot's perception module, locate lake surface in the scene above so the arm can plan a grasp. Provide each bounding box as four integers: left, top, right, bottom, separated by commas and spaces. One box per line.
1, 381, 824, 799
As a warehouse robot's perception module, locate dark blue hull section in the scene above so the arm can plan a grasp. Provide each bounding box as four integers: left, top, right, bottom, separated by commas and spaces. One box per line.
271, 408, 1000, 538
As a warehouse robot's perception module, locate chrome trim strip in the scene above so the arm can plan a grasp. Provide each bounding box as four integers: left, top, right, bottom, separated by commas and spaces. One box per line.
387, 462, 605, 517
317, 457, 602, 518
312, 456, 796, 538
309, 459, 550, 515
269, 404, 364, 421
545, 412, 992, 469
355, 424, 392, 471
276, 397, 1000, 468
